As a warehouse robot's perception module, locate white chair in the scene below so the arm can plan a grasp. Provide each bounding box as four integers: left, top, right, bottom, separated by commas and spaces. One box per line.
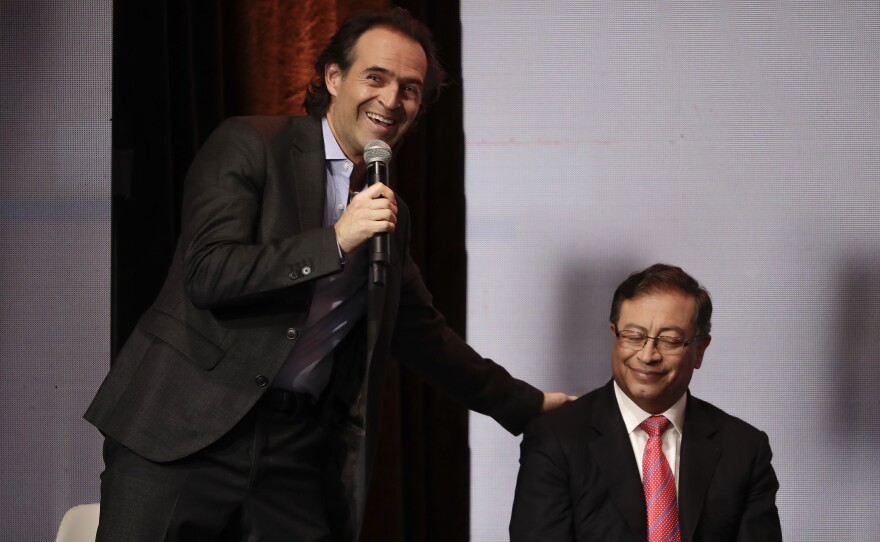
55, 503, 100, 542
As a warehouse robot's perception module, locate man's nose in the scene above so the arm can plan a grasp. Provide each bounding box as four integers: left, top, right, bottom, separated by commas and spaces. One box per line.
636, 338, 662, 362
379, 85, 402, 110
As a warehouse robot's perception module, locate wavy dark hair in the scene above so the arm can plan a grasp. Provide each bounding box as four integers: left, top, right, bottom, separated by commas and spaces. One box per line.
303, 7, 446, 117
609, 263, 713, 337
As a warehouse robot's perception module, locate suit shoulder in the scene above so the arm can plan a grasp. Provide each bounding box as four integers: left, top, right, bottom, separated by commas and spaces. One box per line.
199, 116, 277, 151
205, 115, 324, 160
216, 115, 309, 140
689, 394, 770, 441
523, 387, 603, 440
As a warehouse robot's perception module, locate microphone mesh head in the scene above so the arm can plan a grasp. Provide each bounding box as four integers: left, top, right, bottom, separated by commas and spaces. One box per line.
363, 139, 392, 165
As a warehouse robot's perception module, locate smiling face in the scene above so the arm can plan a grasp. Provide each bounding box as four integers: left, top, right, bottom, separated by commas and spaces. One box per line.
325, 26, 427, 164
610, 290, 711, 414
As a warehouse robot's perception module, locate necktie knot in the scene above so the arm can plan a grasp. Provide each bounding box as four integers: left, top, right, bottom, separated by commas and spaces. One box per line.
639, 415, 671, 439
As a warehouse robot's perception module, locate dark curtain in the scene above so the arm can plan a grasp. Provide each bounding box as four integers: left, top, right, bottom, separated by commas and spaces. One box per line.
112, 1, 468, 540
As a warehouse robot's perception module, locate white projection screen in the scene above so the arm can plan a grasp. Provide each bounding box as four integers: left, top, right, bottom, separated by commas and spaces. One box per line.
1, 1, 109, 538
464, 2, 879, 541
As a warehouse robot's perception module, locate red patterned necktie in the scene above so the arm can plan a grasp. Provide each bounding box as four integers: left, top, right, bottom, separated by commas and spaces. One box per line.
639, 415, 681, 542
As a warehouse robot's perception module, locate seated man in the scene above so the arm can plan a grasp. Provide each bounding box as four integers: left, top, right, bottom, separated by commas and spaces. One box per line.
510, 263, 782, 542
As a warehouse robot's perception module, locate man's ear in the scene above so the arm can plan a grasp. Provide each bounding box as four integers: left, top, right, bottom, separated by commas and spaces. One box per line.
325, 63, 342, 97
693, 334, 712, 369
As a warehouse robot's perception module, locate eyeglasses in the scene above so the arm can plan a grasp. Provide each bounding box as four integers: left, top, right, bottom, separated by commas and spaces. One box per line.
614, 328, 702, 354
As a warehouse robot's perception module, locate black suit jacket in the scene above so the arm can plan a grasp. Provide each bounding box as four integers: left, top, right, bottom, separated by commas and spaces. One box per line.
510, 381, 782, 542
85, 115, 543, 538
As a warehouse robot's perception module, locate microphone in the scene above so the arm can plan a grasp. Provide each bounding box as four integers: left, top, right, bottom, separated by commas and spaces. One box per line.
363, 140, 392, 285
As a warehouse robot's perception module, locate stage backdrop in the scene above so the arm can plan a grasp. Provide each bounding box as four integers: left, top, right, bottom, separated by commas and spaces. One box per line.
463, 2, 880, 541
0, 0, 110, 539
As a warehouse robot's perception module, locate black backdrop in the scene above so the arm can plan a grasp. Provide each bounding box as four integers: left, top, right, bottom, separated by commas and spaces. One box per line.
112, 1, 469, 540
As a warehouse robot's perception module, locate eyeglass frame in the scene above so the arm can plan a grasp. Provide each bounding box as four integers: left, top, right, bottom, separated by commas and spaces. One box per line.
613, 326, 703, 354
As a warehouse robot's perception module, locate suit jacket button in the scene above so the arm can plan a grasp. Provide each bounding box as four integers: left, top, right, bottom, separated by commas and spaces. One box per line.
286, 327, 298, 340
288, 271, 298, 280
255, 374, 269, 387
301, 266, 311, 276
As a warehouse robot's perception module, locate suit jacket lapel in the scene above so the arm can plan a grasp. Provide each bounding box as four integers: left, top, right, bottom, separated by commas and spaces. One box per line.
678, 394, 722, 542
288, 116, 326, 233
588, 382, 648, 541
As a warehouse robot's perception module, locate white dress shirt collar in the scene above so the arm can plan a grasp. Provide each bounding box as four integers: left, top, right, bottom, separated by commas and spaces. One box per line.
613, 380, 687, 436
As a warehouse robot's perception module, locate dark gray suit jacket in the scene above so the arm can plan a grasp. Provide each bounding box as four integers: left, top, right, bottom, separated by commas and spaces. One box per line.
85, 115, 543, 538
510, 381, 782, 542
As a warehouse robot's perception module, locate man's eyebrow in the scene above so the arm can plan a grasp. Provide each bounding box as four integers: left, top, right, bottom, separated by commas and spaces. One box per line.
362, 66, 390, 75
362, 66, 424, 86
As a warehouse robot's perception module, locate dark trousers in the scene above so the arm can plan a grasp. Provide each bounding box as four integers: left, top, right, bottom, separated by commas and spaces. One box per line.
96, 391, 343, 542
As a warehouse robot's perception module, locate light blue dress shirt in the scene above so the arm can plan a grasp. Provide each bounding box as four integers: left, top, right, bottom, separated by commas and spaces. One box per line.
272, 117, 367, 397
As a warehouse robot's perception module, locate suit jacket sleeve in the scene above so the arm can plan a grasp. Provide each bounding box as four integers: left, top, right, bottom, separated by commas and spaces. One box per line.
510, 416, 574, 541
735, 431, 783, 542
179, 117, 341, 309
390, 247, 543, 435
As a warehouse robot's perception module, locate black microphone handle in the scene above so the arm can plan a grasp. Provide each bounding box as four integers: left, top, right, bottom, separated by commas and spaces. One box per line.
366, 160, 390, 285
